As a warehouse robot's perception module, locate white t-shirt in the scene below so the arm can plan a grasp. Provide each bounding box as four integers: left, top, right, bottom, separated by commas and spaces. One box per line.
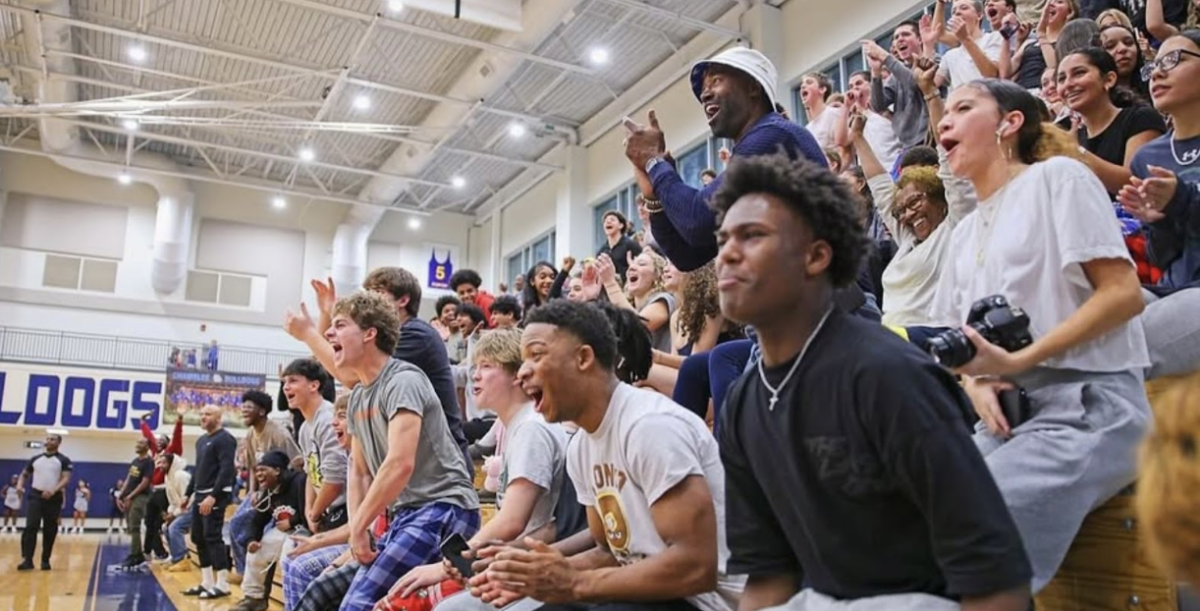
862, 111, 903, 173
566, 384, 743, 611
805, 105, 842, 151
930, 157, 1149, 372
937, 31, 1004, 91
498, 404, 568, 539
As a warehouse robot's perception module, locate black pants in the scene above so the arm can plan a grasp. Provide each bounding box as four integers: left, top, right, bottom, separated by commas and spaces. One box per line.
143, 488, 168, 556
190, 493, 231, 570
21, 492, 63, 563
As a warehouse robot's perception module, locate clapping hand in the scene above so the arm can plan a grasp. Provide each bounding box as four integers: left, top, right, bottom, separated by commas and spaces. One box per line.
595, 254, 618, 286
1117, 166, 1179, 223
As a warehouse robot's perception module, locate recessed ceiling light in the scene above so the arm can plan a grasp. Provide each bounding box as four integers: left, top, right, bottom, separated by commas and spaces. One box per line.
298, 147, 315, 162
271, 196, 287, 210
46, 428, 69, 436
589, 47, 610, 65
450, 176, 466, 189
407, 217, 422, 230
118, 171, 133, 185
387, 0, 404, 13
121, 118, 139, 131
128, 45, 148, 63
508, 122, 527, 138
353, 95, 371, 111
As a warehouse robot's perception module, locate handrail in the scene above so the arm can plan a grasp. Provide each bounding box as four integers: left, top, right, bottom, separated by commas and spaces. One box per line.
0, 325, 308, 379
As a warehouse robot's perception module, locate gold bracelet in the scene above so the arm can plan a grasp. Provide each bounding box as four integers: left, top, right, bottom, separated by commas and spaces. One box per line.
642, 197, 664, 214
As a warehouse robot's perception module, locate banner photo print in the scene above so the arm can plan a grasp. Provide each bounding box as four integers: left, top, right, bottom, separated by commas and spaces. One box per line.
162, 369, 266, 430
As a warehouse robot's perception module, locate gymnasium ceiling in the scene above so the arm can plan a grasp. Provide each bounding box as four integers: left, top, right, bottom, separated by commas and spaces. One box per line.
0, 0, 743, 216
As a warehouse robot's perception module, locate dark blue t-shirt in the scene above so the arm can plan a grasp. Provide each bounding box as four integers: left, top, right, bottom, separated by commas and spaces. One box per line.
1130, 131, 1200, 293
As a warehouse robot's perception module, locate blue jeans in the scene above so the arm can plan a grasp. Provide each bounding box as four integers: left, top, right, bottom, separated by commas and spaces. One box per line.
167, 511, 193, 563
228, 496, 255, 574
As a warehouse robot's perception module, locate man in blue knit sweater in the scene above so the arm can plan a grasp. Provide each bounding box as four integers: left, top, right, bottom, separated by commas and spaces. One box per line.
623, 47, 828, 272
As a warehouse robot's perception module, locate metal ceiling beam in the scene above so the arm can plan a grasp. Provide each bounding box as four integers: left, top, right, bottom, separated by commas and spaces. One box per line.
599, 0, 743, 38
0, 142, 434, 214
267, 0, 596, 76
0, 3, 577, 132
10, 65, 564, 172
55, 117, 460, 190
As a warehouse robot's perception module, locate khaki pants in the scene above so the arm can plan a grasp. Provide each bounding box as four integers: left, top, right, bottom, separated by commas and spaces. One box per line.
125, 493, 149, 557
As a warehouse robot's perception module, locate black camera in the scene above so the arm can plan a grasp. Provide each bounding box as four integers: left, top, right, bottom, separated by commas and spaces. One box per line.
928, 295, 1033, 368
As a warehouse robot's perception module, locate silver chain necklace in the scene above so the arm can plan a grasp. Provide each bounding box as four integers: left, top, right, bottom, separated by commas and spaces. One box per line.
1170, 135, 1200, 167
757, 306, 834, 411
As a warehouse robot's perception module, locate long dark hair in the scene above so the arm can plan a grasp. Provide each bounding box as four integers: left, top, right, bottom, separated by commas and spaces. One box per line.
1062, 47, 1141, 109
1099, 23, 1151, 103
966, 79, 1082, 165
521, 260, 558, 308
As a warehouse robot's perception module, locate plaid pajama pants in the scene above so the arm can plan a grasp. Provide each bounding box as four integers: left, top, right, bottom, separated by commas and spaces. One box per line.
283, 544, 347, 610
295, 503, 480, 611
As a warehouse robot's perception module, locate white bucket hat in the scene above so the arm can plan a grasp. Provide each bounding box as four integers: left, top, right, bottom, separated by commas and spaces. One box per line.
690, 47, 778, 110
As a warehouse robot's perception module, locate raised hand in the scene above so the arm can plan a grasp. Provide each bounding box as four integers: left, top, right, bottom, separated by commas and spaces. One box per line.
311, 277, 337, 319
283, 302, 318, 341
861, 39, 889, 74
920, 13, 941, 50
596, 254, 618, 286
948, 16, 970, 43
430, 318, 452, 342
622, 109, 668, 170
914, 56, 939, 96
562, 256, 576, 273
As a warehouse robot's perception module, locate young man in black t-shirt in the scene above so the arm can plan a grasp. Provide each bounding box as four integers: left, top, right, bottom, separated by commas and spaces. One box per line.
712, 155, 1032, 611
117, 437, 156, 568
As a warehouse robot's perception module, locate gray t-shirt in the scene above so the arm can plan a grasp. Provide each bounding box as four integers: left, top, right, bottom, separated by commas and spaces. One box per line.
499, 405, 568, 538
644, 291, 678, 354
348, 358, 478, 511
298, 401, 348, 509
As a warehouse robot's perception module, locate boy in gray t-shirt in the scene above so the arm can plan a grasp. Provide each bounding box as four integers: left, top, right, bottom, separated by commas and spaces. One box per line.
294, 291, 480, 611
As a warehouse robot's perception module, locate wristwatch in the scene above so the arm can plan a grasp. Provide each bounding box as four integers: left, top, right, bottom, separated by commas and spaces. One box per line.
645, 156, 667, 174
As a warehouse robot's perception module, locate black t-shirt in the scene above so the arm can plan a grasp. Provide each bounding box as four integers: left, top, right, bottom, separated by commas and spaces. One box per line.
1081, 105, 1166, 195
596, 235, 643, 281
719, 311, 1031, 600
122, 455, 155, 498
1107, 0, 1189, 36
395, 318, 469, 455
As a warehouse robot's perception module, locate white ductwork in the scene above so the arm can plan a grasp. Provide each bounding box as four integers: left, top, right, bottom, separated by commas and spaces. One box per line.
331, 0, 582, 288
21, 0, 195, 294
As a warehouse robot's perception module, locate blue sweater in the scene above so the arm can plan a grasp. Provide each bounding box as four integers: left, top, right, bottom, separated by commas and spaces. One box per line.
648, 112, 828, 271
1130, 131, 1200, 294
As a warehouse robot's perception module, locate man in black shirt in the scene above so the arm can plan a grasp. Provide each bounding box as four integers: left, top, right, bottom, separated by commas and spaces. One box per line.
17, 434, 72, 571
185, 405, 238, 599
712, 155, 1032, 610
117, 437, 155, 568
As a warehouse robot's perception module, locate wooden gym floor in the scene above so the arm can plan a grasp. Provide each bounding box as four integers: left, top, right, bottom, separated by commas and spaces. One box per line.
0, 531, 282, 611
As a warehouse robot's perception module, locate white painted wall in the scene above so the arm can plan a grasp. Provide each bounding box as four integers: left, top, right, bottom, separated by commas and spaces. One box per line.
500, 174, 561, 257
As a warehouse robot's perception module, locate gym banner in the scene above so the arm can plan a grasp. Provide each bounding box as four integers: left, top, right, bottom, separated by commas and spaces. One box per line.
162, 369, 266, 430
0, 362, 164, 432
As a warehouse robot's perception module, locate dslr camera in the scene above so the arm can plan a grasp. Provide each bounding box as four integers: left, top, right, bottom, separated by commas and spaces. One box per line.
928, 295, 1033, 368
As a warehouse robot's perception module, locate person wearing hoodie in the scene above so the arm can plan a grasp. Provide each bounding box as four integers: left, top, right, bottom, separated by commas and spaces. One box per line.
232, 451, 308, 611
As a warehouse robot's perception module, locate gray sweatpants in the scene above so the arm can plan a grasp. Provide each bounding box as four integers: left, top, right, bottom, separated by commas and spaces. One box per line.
975, 367, 1150, 593
435, 591, 543, 611
760, 590, 958, 611
1142, 288, 1200, 380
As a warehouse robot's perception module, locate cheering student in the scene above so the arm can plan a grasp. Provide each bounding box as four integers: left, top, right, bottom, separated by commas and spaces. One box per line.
233, 451, 307, 611
282, 358, 347, 534
450, 269, 496, 327
17, 434, 72, 571
713, 154, 1030, 611
294, 291, 480, 611
469, 300, 743, 611
933, 78, 1152, 592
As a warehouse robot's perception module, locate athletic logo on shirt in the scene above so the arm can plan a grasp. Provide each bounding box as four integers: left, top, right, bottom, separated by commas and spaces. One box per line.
306, 452, 322, 488
597, 491, 631, 556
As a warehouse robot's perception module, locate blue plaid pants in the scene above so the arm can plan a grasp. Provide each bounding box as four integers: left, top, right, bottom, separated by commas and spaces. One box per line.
284, 544, 348, 611
296, 503, 480, 611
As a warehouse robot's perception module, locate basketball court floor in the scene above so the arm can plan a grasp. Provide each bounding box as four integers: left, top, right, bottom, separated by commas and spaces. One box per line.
0, 533, 281, 611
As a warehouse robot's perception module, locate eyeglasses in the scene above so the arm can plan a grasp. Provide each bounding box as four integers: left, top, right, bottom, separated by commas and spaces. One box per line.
1140, 49, 1200, 82
892, 192, 930, 221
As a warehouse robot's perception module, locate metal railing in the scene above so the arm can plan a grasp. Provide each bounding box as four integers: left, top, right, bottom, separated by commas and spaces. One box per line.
0, 326, 309, 379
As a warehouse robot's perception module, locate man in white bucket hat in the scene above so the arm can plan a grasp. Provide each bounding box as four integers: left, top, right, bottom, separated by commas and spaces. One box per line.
622, 46, 827, 272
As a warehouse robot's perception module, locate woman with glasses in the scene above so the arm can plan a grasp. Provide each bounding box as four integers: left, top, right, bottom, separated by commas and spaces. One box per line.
1119, 30, 1200, 380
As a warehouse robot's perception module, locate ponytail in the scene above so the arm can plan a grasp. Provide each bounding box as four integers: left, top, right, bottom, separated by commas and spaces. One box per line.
1030, 122, 1084, 164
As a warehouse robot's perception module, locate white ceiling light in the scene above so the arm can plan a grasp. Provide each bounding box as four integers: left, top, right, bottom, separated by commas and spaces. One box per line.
387, 0, 404, 13
589, 47, 610, 66
121, 118, 139, 131
128, 45, 148, 63
407, 217, 422, 230
298, 147, 315, 162
450, 176, 466, 189
353, 95, 371, 111
46, 428, 69, 436
507, 122, 527, 138
117, 171, 133, 185
271, 196, 288, 210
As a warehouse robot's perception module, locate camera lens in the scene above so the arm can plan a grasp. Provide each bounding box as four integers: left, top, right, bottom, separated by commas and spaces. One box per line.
928, 328, 977, 368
